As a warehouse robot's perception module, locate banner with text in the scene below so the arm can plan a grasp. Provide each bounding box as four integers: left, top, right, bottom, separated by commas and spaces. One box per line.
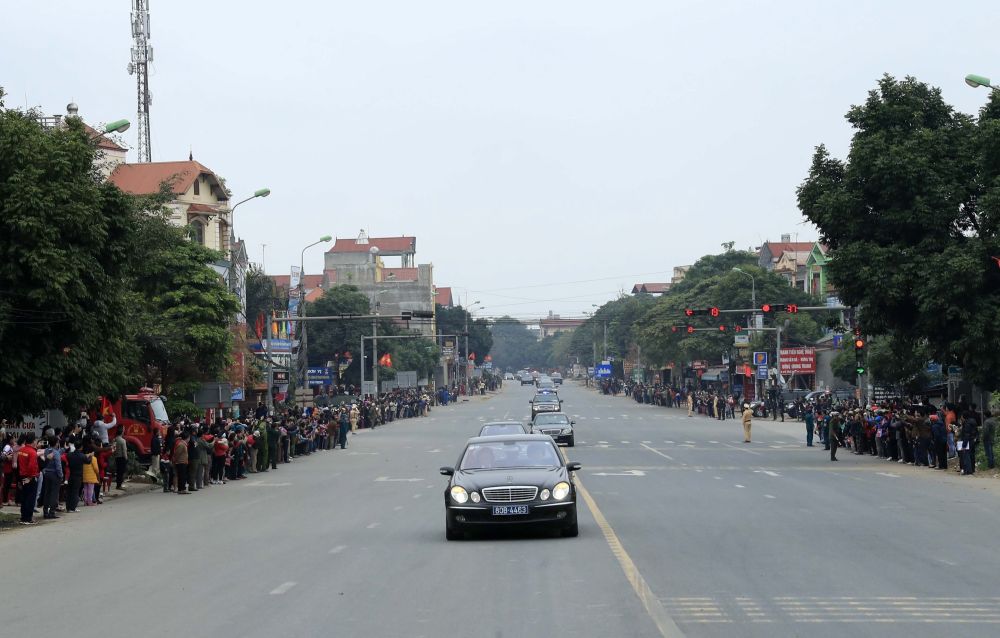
779, 347, 816, 375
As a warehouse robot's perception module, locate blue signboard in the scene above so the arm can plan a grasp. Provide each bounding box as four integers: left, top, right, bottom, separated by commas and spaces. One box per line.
231, 387, 245, 401
306, 367, 333, 386
753, 352, 768, 366
756, 365, 769, 380
249, 339, 293, 354
595, 363, 613, 378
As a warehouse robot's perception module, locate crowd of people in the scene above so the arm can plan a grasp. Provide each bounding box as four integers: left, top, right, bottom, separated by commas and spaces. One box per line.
605, 380, 996, 475
1, 383, 481, 527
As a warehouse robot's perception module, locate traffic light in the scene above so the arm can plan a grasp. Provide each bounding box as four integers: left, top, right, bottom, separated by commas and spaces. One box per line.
854, 330, 865, 375
761, 303, 798, 313
671, 326, 679, 333
684, 308, 695, 317
718, 325, 727, 332
733, 325, 742, 332
856, 363, 867, 375
709, 306, 720, 317
854, 337, 865, 351
686, 325, 695, 334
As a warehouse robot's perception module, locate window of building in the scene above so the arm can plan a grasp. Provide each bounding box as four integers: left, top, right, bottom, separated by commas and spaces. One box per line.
190, 220, 205, 246
193, 178, 201, 196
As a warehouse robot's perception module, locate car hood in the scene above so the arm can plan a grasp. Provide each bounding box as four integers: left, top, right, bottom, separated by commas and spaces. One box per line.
454, 466, 567, 490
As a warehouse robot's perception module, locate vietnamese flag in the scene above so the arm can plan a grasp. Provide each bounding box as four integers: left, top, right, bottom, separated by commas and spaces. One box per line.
100, 397, 114, 419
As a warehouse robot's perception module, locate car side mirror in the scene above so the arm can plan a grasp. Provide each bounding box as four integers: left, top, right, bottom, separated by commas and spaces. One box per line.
566, 462, 581, 472
439, 466, 455, 476
571, 421, 576, 425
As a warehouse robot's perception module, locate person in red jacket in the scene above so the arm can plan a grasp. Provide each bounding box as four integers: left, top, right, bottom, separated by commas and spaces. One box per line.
16, 433, 40, 524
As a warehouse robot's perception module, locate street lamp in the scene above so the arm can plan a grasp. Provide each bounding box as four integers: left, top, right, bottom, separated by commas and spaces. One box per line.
227, 187, 271, 322
298, 235, 333, 394
732, 267, 757, 318
102, 119, 131, 135
965, 74, 999, 90
465, 300, 483, 391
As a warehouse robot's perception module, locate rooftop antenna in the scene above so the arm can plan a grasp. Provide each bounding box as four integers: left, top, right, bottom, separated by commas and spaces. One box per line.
128, 1, 153, 162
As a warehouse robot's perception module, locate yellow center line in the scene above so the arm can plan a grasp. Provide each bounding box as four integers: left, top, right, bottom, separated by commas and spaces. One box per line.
562, 448, 685, 638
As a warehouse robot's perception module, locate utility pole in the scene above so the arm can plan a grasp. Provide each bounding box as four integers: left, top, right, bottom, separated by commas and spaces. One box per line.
265, 312, 273, 413
372, 314, 379, 398
603, 321, 608, 360
128, 0, 153, 162
464, 310, 469, 391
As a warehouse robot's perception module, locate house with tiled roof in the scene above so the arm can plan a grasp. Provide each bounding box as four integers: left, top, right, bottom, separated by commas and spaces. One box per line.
109, 159, 232, 253
757, 234, 816, 271
631, 282, 670, 295
434, 287, 454, 308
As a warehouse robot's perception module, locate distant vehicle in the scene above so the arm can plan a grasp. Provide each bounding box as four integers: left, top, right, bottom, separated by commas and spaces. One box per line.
536, 378, 556, 390
551, 373, 563, 385
520, 372, 534, 386
530, 393, 562, 418
804, 389, 856, 404
531, 412, 575, 447
503, 372, 516, 381
479, 421, 528, 437
440, 434, 581, 540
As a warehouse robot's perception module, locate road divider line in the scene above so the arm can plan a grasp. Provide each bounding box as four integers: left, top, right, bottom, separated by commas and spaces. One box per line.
562, 448, 684, 638
329, 545, 347, 554
270, 582, 297, 595
641, 443, 674, 462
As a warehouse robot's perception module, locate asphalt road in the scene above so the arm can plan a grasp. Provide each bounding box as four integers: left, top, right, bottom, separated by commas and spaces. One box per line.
3, 382, 999, 638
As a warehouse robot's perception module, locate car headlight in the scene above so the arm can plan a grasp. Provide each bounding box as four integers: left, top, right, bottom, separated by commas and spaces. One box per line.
450, 486, 469, 504
470, 491, 481, 503
552, 482, 570, 501
562, 428, 573, 434
540, 488, 551, 501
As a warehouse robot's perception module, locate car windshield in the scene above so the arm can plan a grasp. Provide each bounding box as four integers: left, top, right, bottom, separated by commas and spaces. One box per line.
150, 397, 169, 423
460, 440, 561, 470
534, 414, 569, 425
480, 424, 524, 436
534, 395, 558, 403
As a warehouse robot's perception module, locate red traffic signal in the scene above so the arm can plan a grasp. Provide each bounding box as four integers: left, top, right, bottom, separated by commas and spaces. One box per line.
684, 308, 695, 317
854, 338, 865, 350
786, 304, 798, 314
718, 325, 727, 332
687, 325, 695, 334
761, 303, 798, 313
734, 325, 742, 332
671, 326, 679, 333
709, 306, 720, 317
760, 303, 772, 313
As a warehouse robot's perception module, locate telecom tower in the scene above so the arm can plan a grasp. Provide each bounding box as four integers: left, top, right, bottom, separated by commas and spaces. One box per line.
128, 1, 153, 162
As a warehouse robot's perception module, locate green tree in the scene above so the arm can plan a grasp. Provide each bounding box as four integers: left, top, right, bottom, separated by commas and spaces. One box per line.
489, 317, 541, 370
304, 285, 372, 385
0, 94, 140, 415
245, 263, 279, 339
797, 75, 1000, 389
132, 214, 240, 397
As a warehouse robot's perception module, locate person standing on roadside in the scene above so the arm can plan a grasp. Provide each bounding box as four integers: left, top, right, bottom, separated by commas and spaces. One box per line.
804, 407, 815, 447
41, 435, 63, 519
173, 430, 190, 494
741, 403, 753, 443
959, 411, 978, 475
81, 440, 100, 505
982, 411, 996, 470
188, 428, 204, 491
17, 433, 40, 525
92, 411, 116, 446
687, 392, 694, 418
828, 412, 843, 461
113, 430, 128, 490
149, 428, 162, 479
338, 408, 350, 449
65, 443, 85, 513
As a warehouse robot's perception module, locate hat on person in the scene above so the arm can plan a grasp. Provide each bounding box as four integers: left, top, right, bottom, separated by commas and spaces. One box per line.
743, 404, 749, 409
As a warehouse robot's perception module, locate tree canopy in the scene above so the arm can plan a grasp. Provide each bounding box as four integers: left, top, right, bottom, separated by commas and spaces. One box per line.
798, 74, 1000, 390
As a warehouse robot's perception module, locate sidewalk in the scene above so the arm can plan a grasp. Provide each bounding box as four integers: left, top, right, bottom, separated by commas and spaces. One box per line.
0, 475, 158, 533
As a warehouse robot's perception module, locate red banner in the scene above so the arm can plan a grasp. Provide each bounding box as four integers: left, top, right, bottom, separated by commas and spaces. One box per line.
779, 348, 816, 374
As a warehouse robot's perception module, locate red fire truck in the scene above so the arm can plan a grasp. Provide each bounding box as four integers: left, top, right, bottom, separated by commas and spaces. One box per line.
94, 388, 170, 459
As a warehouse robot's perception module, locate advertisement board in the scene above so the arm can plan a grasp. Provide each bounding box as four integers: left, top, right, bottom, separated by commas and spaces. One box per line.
779, 348, 816, 374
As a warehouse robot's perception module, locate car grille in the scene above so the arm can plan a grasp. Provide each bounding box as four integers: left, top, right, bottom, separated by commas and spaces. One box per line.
539, 428, 563, 436
482, 486, 538, 503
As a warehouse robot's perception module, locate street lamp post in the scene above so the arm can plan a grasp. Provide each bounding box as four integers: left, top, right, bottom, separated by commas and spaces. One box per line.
732, 267, 756, 328
227, 188, 271, 324
465, 299, 482, 393
298, 235, 333, 397
965, 74, 1000, 91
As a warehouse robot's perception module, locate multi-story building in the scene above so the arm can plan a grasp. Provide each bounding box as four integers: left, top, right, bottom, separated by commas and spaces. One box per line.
322, 234, 436, 336
631, 282, 670, 295
757, 234, 815, 272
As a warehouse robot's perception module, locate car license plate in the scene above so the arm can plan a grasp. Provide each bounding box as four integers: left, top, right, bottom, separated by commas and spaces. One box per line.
492, 505, 529, 516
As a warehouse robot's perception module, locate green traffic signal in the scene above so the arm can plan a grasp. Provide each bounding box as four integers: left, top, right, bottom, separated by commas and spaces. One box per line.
856, 366, 866, 375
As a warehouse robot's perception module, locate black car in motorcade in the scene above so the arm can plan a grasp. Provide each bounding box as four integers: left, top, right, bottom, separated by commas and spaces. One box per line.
479, 421, 528, 437
530, 412, 575, 447
529, 393, 562, 418
440, 434, 580, 540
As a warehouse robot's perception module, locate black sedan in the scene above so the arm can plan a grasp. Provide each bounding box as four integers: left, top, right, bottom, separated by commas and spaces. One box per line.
531, 412, 575, 447
529, 393, 562, 418
440, 435, 581, 540
478, 421, 528, 437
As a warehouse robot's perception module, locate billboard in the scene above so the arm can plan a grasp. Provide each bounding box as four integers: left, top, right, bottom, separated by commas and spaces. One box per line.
779, 348, 816, 374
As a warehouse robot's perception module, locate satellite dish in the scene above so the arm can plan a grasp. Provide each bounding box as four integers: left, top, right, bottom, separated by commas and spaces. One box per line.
127, 62, 135, 75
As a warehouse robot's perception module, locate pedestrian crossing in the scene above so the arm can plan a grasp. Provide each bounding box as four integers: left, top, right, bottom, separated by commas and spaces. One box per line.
659, 596, 1000, 624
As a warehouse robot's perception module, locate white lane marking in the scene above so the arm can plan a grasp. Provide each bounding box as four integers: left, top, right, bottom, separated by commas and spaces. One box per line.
592, 469, 646, 476
710, 440, 719, 444
753, 470, 782, 478
765, 494, 776, 499
607, 417, 616, 420
393, 505, 404, 511
366, 522, 380, 529
375, 477, 424, 483
347, 451, 378, 456
684, 441, 695, 444
621, 440, 631, 444
641, 443, 674, 461
642, 441, 652, 444
734, 484, 746, 489
598, 441, 609, 444
593, 417, 602, 420
426, 449, 441, 453
245, 481, 293, 487
714, 476, 722, 480
270, 582, 297, 595
412, 493, 422, 499
329, 545, 347, 554
723, 442, 762, 456
877, 472, 901, 478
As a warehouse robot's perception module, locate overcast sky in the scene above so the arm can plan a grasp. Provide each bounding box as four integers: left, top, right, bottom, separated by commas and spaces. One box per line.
3, 1, 997, 319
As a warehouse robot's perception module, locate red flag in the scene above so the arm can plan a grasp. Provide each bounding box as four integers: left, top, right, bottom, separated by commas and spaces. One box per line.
255, 313, 265, 339
100, 397, 114, 419
379, 353, 393, 367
